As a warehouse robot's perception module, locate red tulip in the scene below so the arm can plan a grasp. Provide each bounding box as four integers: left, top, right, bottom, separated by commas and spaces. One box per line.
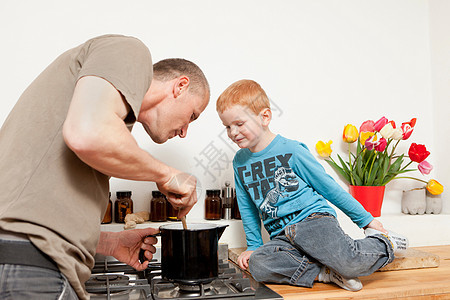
401, 118, 417, 140
408, 143, 430, 163
374, 117, 388, 132
375, 138, 387, 152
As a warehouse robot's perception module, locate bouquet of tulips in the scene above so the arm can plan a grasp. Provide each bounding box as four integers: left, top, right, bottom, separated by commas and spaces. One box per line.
316, 117, 444, 195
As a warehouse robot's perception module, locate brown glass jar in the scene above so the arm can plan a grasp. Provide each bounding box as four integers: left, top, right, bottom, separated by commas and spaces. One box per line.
101, 192, 112, 224
205, 189, 222, 220
233, 190, 241, 219
114, 190, 133, 223
166, 202, 180, 221
150, 190, 167, 222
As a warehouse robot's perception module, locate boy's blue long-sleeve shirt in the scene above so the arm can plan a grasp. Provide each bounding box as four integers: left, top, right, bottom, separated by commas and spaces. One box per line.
233, 135, 374, 251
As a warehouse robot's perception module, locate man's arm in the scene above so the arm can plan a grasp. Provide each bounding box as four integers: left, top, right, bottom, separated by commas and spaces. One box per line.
63, 76, 197, 216
63, 75, 172, 181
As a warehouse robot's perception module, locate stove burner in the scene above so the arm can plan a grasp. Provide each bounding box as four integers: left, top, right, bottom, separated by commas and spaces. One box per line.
86, 274, 132, 295
176, 282, 212, 292
93, 274, 130, 284
151, 278, 256, 299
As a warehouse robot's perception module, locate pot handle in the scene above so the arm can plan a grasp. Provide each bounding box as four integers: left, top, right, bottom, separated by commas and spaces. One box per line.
138, 233, 160, 264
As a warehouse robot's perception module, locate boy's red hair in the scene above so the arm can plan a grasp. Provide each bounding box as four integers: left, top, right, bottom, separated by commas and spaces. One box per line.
216, 79, 270, 115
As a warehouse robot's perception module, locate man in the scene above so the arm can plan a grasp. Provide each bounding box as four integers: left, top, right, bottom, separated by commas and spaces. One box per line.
0, 34, 210, 299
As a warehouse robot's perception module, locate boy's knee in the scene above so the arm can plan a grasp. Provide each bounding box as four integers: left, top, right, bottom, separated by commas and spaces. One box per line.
248, 251, 263, 270
248, 252, 271, 281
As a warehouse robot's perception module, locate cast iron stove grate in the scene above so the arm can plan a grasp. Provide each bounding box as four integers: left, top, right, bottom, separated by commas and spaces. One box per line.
151, 277, 256, 299
88, 258, 282, 299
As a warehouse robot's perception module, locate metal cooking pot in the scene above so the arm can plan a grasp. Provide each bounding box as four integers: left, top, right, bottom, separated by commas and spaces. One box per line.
141, 223, 228, 285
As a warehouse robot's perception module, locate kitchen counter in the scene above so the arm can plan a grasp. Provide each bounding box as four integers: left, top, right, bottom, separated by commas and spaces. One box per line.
263, 245, 450, 299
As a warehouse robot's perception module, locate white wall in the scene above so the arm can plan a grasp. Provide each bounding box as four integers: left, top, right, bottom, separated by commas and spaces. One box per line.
1, 1, 448, 246
429, 0, 450, 214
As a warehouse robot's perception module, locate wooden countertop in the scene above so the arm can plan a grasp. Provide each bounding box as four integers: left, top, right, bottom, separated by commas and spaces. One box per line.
264, 245, 450, 299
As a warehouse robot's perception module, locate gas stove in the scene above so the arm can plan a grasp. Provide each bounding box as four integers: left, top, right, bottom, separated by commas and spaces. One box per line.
86, 256, 283, 300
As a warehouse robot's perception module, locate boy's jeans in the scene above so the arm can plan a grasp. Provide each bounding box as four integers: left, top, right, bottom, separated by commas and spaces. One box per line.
248, 213, 395, 287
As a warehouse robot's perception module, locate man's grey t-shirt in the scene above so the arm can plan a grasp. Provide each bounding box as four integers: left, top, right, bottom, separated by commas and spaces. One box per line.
0, 34, 152, 299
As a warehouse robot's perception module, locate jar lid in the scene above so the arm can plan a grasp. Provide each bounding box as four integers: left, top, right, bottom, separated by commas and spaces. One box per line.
116, 190, 132, 198
222, 183, 233, 198
152, 190, 166, 198
206, 189, 221, 196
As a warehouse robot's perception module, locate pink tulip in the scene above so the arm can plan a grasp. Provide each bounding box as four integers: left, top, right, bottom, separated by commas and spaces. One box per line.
374, 117, 388, 132
418, 160, 433, 175
375, 138, 387, 152
360, 120, 375, 133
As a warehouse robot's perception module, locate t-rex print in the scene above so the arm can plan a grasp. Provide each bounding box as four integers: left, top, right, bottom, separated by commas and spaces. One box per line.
260, 166, 299, 219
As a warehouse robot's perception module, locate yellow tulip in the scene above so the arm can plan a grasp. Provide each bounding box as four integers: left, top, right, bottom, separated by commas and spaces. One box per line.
342, 124, 358, 143
426, 179, 444, 195
359, 131, 376, 145
316, 140, 333, 158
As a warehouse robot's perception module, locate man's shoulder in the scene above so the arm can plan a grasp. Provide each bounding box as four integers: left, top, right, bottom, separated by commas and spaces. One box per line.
82, 34, 149, 54
88, 34, 144, 43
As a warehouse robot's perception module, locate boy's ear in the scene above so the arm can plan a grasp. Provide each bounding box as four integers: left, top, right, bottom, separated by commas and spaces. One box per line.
260, 108, 272, 126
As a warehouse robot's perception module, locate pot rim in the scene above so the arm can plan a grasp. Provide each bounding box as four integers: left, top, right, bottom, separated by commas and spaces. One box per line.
160, 222, 227, 231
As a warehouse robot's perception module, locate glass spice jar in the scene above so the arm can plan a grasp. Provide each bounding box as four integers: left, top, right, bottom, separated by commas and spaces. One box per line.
166, 201, 181, 221
150, 190, 167, 222
114, 190, 133, 223
205, 189, 222, 220
101, 192, 112, 224
233, 189, 241, 219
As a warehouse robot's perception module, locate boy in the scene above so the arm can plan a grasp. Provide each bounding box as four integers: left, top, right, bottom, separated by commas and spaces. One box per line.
216, 79, 408, 291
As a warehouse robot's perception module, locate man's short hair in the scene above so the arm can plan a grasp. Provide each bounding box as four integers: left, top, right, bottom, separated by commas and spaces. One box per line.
216, 79, 270, 115
153, 58, 210, 98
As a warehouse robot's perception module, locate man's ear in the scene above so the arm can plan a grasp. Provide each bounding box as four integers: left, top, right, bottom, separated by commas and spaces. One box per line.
260, 108, 272, 126
173, 76, 190, 98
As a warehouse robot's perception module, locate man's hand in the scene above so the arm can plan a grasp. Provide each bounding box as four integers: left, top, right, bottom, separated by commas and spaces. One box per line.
157, 172, 198, 218
96, 227, 159, 271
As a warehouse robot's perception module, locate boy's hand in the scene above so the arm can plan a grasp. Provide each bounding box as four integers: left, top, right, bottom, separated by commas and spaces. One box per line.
364, 219, 387, 234
238, 250, 254, 269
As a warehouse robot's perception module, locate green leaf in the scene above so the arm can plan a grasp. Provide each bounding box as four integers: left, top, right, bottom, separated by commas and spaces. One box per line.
367, 160, 380, 186
355, 154, 364, 180
326, 159, 351, 183
353, 171, 363, 186
373, 161, 387, 185
337, 154, 351, 174
387, 155, 404, 175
